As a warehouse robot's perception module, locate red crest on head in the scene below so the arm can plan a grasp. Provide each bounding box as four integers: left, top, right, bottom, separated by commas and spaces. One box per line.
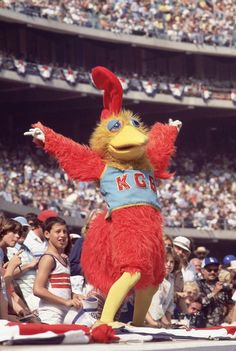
91, 66, 123, 120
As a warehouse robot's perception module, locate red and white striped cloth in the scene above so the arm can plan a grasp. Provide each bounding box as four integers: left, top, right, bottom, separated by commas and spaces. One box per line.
1, 320, 236, 345
0, 321, 119, 344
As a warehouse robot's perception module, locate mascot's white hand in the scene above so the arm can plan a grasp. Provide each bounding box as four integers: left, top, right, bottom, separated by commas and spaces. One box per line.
24, 128, 45, 142
168, 118, 182, 132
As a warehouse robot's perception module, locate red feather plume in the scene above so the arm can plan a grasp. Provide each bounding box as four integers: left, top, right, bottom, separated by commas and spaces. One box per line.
91, 66, 123, 120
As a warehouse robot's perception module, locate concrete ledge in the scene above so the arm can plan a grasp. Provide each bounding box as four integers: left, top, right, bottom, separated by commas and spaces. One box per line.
0, 69, 235, 110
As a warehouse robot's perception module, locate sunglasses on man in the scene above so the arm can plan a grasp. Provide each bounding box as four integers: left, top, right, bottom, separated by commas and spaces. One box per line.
205, 267, 219, 273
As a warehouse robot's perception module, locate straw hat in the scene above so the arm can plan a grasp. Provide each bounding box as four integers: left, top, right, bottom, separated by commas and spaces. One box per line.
173, 236, 191, 253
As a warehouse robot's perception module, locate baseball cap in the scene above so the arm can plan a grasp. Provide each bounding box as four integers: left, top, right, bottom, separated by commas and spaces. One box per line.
202, 257, 219, 269
223, 255, 236, 266
173, 236, 191, 253
38, 210, 58, 222
13, 216, 30, 227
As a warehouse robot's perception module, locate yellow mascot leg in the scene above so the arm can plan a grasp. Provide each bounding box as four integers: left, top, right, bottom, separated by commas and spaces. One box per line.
95, 271, 141, 328
132, 285, 159, 327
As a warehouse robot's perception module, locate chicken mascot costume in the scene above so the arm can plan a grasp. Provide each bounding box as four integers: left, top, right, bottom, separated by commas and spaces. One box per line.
25, 66, 182, 328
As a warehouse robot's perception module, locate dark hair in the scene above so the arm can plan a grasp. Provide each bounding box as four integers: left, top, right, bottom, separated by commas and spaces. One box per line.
0, 216, 22, 239
193, 297, 203, 305
44, 217, 70, 254
163, 233, 173, 247
44, 217, 67, 233
30, 218, 44, 230
25, 212, 38, 225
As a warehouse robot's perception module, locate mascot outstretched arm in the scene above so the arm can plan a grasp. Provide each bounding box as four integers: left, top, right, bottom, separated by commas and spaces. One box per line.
25, 66, 182, 327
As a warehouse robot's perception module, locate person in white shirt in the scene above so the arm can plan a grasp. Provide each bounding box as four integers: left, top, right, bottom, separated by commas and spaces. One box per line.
33, 217, 82, 324
146, 247, 179, 328
0, 216, 31, 319
24, 218, 48, 257
173, 236, 197, 283
8, 216, 40, 311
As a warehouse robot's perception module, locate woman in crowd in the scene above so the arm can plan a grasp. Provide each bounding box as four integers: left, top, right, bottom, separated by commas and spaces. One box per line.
0, 250, 22, 320
145, 247, 179, 328
179, 281, 201, 309
0, 216, 31, 320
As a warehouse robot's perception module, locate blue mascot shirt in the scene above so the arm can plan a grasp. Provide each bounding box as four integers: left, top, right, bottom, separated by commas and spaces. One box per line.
100, 166, 161, 214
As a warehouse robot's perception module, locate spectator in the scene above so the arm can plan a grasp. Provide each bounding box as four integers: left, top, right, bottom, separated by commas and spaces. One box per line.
173, 236, 196, 283
25, 213, 38, 226
0, 216, 22, 266
193, 246, 210, 261
2, 251, 24, 321
0, 252, 22, 320
197, 257, 233, 326
0, 216, 31, 320
219, 254, 236, 284
24, 218, 47, 257
33, 216, 82, 324
7, 216, 40, 312
190, 258, 203, 280
182, 281, 200, 309
146, 247, 178, 328
186, 299, 207, 328
163, 234, 173, 249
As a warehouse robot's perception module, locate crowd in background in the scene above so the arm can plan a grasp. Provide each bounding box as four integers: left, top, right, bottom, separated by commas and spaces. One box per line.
0, 0, 236, 332
0, 2, 235, 231
1, 212, 236, 327
0, 142, 235, 230
1, 0, 236, 48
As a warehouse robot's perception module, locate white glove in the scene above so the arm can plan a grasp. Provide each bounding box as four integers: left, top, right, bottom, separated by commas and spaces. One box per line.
24, 128, 45, 142
168, 118, 182, 132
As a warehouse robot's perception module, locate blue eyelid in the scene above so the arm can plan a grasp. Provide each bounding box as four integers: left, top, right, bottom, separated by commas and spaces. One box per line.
107, 119, 122, 131
130, 118, 140, 128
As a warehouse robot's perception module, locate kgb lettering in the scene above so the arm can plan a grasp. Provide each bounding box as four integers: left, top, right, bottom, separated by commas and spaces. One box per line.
116, 172, 156, 192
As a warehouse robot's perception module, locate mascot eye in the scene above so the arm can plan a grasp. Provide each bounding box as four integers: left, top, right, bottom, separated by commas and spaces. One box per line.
107, 119, 122, 132
130, 118, 140, 128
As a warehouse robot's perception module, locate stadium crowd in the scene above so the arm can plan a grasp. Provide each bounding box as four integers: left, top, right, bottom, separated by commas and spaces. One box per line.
1, 0, 236, 333
1, 213, 236, 327
0, 142, 235, 230
1, 0, 236, 48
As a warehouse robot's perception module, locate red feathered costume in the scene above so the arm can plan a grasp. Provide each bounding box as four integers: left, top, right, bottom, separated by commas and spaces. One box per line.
29, 67, 180, 325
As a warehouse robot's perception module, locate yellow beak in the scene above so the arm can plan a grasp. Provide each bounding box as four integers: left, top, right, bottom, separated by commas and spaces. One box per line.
108, 125, 148, 161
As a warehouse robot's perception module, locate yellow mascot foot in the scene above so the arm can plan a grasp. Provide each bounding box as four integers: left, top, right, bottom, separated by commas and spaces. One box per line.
92, 320, 126, 329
